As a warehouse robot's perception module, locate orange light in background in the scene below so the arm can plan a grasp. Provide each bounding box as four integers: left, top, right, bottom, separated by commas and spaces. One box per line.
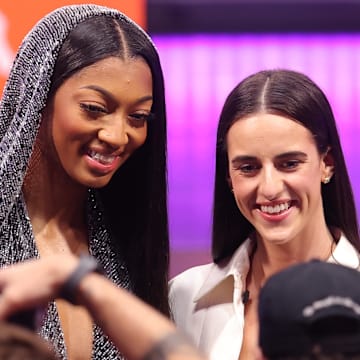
0, 0, 146, 94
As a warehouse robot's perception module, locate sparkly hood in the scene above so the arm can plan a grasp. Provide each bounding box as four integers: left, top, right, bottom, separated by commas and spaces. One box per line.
0, 4, 153, 229
0, 5, 153, 358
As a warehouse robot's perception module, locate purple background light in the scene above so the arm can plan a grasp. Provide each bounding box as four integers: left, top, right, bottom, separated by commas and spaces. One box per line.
152, 34, 360, 277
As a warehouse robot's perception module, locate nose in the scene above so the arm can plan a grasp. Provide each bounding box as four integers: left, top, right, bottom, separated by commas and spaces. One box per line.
258, 166, 284, 201
97, 119, 128, 149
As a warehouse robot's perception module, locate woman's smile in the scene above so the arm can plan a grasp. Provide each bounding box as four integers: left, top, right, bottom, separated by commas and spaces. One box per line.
227, 113, 331, 245
48, 56, 153, 188
255, 200, 293, 222
85, 149, 121, 175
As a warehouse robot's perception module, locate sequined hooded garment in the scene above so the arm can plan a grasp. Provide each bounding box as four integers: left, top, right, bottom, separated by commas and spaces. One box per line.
0, 4, 155, 359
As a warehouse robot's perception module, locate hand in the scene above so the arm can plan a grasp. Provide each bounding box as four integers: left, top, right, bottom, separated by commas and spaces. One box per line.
0, 255, 79, 320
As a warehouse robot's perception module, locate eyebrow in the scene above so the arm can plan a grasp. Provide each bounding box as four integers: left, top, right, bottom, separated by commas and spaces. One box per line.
231, 151, 308, 165
231, 155, 255, 165
275, 151, 308, 160
80, 85, 153, 105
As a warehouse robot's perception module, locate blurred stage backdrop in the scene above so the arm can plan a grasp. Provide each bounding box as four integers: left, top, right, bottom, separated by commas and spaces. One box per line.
148, 0, 360, 276
1, 1, 359, 277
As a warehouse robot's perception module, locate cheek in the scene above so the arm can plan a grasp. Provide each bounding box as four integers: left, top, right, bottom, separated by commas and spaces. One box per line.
289, 169, 322, 193
228, 168, 239, 190
230, 171, 254, 198
52, 111, 70, 140
232, 181, 255, 213
52, 115, 86, 146
139, 127, 147, 146
299, 177, 322, 200
233, 190, 251, 211
131, 124, 148, 150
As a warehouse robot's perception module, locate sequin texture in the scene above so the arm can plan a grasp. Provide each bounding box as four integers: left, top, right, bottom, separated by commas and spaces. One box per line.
0, 4, 156, 359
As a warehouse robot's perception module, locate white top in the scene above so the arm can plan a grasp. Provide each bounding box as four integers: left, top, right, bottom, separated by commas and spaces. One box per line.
169, 235, 359, 360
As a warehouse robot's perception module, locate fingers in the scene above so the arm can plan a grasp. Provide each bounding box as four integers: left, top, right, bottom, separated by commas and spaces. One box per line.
0, 286, 30, 320
0, 254, 79, 320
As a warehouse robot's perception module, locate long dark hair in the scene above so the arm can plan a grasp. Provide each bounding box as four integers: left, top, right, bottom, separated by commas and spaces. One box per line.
49, 16, 169, 315
212, 69, 360, 263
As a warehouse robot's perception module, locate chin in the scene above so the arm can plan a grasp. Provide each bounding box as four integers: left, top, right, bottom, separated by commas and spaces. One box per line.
88, 180, 111, 189
79, 176, 113, 189
266, 237, 292, 246
259, 230, 294, 246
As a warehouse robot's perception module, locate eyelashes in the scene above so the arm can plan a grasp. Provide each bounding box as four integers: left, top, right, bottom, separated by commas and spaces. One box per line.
79, 102, 154, 128
233, 159, 304, 176
80, 103, 107, 115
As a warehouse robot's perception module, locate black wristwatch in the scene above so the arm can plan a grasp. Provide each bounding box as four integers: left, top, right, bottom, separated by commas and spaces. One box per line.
59, 254, 104, 305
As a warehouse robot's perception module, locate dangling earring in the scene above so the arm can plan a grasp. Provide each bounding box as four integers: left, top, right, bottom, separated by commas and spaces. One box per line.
322, 176, 331, 184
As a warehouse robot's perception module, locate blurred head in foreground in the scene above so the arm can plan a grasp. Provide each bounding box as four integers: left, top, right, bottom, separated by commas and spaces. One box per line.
258, 260, 360, 360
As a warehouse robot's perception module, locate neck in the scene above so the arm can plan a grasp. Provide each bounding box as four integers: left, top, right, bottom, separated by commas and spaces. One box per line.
247, 228, 335, 298
23, 149, 88, 232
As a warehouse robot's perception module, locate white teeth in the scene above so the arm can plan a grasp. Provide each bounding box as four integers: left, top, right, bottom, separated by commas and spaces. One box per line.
261, 202, 290, 214
89, 150, 115, 165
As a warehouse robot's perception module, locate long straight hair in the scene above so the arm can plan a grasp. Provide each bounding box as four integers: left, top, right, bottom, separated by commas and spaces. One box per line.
49, 16, 170, 315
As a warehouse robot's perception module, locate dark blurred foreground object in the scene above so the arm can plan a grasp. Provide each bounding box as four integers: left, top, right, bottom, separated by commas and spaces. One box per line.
259, 260, 360, 358
8, 308, 39, 332
0, 321, 56, 359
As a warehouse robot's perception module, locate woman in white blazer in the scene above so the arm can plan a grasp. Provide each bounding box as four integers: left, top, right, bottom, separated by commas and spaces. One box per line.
169, 69, 360, 360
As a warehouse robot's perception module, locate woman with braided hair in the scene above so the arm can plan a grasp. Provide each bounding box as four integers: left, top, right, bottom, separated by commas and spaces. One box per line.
0, 4, 169, 359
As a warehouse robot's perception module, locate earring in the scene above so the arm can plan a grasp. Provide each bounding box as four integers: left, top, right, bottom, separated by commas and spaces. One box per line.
322, 176, 331, 184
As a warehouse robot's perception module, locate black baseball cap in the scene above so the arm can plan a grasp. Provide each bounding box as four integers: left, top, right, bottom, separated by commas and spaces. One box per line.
258, 260, 360, 357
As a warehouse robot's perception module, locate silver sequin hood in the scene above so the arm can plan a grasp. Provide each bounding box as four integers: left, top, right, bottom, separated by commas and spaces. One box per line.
0, 4, 153, 359
0, 3, 153, 228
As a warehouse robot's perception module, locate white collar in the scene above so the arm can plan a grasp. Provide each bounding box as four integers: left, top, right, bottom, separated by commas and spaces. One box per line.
194, 233, 359, 304
328, 233, 360, 268
194, 238, 254, 302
